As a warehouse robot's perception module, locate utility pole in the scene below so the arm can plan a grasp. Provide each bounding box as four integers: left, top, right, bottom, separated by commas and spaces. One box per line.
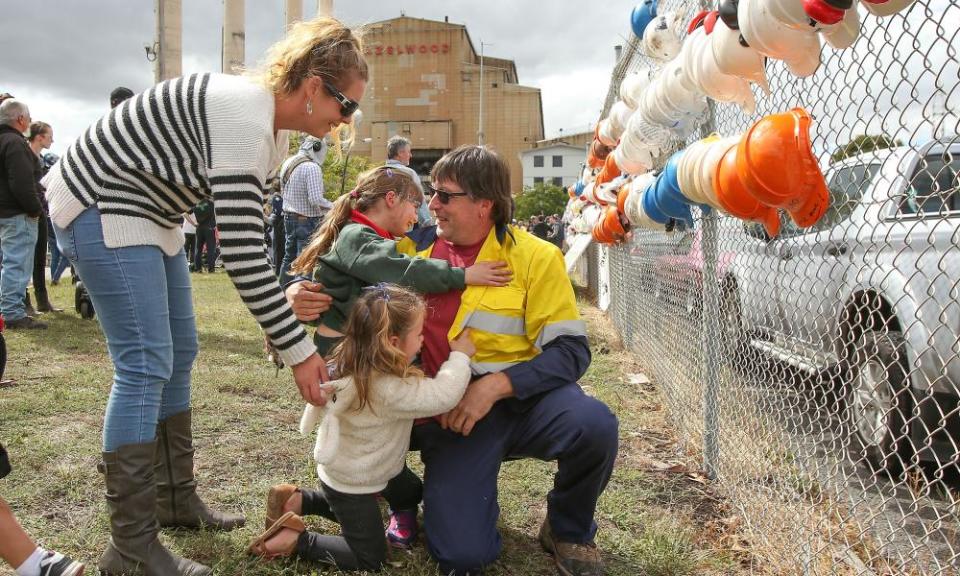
317, 0, 334, 16
478, 40, 491, 145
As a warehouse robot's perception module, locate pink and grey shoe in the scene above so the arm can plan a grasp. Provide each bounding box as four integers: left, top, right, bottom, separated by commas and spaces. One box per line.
385, 508, 419, 549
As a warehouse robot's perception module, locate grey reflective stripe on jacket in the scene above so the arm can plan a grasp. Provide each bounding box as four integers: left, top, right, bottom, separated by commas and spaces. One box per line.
463, 310, 526, 336
534, 320, 588, 350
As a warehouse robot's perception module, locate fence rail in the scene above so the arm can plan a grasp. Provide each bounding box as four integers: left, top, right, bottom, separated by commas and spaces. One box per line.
580, 0, 960, 573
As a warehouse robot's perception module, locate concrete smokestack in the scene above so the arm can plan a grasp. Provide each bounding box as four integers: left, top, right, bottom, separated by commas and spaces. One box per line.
155, 0, 182, 82
614, 44, 622, 63
285, 0, 302, 27
222, 0, 245, 75
317, 0, 333, 17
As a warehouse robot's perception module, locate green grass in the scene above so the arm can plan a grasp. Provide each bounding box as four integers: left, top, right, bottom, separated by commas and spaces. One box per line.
0, 276, 755, 575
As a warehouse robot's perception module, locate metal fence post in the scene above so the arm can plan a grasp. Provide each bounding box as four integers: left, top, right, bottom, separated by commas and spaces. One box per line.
701, 210, 721, 479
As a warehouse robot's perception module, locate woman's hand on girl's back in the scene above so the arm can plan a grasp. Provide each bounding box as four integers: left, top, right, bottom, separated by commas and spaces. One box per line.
449, 329, 476, 358
464, 261, 512, 287
292, 353, 330, 406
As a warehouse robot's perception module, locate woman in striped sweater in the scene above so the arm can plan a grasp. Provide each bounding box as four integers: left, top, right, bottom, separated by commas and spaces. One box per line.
42, 17, 366, 576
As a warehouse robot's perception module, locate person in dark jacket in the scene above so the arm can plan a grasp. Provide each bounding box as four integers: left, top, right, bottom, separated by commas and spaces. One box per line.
191, 198, 217, 273
0, 99, 46, 329
25, 121, 62, 313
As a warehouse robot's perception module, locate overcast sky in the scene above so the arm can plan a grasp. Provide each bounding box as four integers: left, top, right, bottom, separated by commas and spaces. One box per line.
2, 0, 632, 157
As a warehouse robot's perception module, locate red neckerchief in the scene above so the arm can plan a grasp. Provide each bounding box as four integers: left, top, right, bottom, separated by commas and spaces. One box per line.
349, 210, 393, 239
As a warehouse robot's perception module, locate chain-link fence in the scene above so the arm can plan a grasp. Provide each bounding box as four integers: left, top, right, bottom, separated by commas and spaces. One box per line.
582, 0, 960, 573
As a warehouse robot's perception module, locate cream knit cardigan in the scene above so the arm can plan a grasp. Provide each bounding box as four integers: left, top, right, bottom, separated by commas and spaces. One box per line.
300, 352, 472, 494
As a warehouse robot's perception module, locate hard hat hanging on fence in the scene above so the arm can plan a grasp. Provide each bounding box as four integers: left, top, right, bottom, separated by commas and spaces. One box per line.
631, 0, 659, 38
620, 69, 653, 109
737, 107, 829, 228
713, 140, 782, 237
719, 0, 741, 30
738, 0, 823, 78
860, 0, 916, 17
819, 3, 860, 49
711, 17, 771, 94
643, 12, 683, 61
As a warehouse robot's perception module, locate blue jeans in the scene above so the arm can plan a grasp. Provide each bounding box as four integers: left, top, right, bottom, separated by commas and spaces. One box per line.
279, 213, 321, 285
47, 217, 69, 282
410, 384, 618, 575
0, 214, 39, 321
54, 207, 198, 451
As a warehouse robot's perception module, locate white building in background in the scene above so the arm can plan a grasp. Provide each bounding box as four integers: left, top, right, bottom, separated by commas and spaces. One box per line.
519, 143, 585, 189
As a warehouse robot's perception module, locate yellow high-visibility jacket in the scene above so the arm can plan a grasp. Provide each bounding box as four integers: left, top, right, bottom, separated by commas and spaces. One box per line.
398, 224, 588, 397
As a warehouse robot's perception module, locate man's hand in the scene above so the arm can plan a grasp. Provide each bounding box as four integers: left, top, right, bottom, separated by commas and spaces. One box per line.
440, 372, 513, 437
291, 352, 331, 406
285, 280, 333, 322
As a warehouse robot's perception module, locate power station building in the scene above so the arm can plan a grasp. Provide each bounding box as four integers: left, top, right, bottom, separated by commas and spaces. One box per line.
351, 16, 544, 193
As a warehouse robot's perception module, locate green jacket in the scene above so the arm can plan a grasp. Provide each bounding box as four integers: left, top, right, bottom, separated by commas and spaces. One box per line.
312, 222, 466, 334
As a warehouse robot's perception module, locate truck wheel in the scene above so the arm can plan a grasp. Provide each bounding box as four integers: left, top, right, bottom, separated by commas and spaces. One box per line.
846, 330, 914, 474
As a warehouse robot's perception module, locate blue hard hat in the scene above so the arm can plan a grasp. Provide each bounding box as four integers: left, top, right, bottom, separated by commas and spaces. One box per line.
651, 152, 694, 226
574, 180, 586, 197
631, 0, 659, 39
641, 176, 671, 225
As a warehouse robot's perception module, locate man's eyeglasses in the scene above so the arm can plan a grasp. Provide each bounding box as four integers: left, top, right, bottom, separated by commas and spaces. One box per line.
323, 81, 360, 118
427, 183, 470, 204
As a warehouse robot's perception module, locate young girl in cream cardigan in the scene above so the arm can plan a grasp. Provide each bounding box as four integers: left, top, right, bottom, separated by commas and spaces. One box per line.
248, 284, 475, 571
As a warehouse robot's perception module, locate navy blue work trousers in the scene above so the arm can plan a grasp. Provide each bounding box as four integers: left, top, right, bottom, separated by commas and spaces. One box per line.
409, 383, 618, 576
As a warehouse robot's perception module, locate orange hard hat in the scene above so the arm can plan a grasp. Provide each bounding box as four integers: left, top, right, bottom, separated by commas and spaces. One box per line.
737, 108, 828, 228
714, 142, 781, 237
588, 138, 611, 169
594, 154, 622, 187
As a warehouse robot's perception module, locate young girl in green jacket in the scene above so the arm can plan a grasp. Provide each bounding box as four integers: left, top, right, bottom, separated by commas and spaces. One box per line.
289, 164, 511, 356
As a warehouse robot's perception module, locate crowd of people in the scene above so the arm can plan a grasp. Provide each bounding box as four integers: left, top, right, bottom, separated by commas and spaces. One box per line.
0, 15, 615, 576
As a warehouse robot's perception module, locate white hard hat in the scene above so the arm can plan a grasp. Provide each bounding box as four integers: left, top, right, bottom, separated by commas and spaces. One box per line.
660, 59, 709, 114
608, 101, 635, 140
677, 135, 719, 206
643, 12, 683, 61
739, 0, 823, 78
711, 17, 771, 94
821, 4, 861, 49
691, 27, 758, 114
625, 173, 665, 230
860, 0, 916, 17
767, 0, 822, 31
619, 69, 653, 109
696, 135, 741, 212
597, 118, 617, 147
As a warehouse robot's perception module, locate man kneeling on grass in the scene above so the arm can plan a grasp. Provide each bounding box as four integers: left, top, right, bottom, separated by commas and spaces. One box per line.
286, 145, 618, 576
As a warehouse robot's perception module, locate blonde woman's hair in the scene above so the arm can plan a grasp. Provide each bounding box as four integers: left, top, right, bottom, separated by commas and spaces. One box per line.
251, 16, 368, 147
290, 165, 422, 275
331, 284, 425, 412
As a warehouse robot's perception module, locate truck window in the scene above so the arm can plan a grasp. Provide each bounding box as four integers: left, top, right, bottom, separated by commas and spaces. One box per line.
814, 164, 877, 231
901, 153, 960, 215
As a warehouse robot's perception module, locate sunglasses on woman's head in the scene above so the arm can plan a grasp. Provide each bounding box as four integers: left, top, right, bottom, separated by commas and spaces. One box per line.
426, 183, 470, 204
323, 81, 360, 118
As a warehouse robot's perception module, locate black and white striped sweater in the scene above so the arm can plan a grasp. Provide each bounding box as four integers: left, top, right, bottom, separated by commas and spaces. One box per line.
43, 72, 315, 366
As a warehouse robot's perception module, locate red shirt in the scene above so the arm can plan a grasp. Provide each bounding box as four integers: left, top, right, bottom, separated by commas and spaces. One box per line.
349, 210, 392, 239
420, 236, 485, 377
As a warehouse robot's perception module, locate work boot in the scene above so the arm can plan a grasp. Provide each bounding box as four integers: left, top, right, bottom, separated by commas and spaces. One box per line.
99, 441, 211, 575
538, 519, 604, 576
6, 316, 48, 330
155, 409, 245, 530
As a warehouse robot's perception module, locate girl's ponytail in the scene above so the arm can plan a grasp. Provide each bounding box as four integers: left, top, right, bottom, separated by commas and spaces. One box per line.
291, 193, 354, 275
